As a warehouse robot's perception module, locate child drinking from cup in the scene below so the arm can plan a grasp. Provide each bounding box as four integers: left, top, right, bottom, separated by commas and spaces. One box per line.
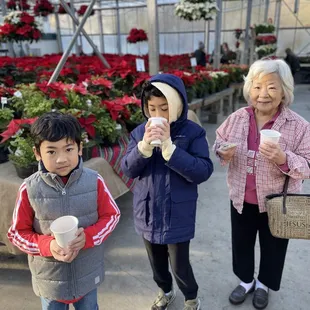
121, 74, 214, 310
7, 112, 120, 310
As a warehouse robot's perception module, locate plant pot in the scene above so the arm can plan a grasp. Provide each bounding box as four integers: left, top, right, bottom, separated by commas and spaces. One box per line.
0, 145, 9, 164
14, 163, 38, 179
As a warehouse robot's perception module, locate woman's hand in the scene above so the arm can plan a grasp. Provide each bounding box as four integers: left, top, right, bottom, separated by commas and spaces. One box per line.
217, 144, 237, 162
259, 141, 286, 165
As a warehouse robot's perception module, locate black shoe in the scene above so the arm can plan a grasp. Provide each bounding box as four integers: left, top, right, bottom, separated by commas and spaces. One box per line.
229, 281, 255, 305
253, 288, 269, 309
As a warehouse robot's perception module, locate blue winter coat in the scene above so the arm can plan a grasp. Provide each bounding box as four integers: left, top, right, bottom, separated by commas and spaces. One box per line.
121, 74, 213, 244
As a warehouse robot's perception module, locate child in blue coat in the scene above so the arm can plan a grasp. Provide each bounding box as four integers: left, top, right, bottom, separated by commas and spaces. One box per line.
121, 74, 213, 310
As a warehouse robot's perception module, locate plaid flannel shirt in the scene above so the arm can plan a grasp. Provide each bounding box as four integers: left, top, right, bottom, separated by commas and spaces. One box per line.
213, 107, 310, 213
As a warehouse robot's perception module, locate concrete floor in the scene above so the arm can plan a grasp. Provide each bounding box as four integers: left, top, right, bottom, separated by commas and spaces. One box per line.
1, 85, 310, 310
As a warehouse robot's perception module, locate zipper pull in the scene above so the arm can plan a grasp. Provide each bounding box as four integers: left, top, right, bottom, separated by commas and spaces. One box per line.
61, 189, 66, 195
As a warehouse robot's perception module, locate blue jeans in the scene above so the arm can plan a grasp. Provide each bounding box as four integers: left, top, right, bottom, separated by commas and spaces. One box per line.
40, 288, 98, 310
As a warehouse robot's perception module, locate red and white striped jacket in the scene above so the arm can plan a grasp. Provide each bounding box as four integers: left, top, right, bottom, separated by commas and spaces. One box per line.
7, 174, 120, 256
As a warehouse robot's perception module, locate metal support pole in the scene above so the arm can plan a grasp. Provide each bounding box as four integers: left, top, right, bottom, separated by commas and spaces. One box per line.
206, 20, 210, 54
264, 0, 270, 23
97, 0, 105, 53
116, 0, 121, 55
294, 0, 300, 14
243, 0, 253, 65
58, 0, 110, 68
1, 0, 14, 57
70, 0, 79, 55
147, 0, 159, 75
274, 0, 281, 39
214, 0, 222, 69
54, 10, 63, 53
48, 0, 98, 84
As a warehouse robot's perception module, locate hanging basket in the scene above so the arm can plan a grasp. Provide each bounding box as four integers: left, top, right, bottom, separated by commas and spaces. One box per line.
175, 0, 218, 21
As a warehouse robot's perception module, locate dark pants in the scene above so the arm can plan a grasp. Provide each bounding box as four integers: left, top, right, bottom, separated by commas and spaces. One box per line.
143, 238, 198, 300
231, 201, 289, 291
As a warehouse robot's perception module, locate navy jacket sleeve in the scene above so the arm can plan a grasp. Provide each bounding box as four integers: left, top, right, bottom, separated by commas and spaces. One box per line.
166, 128, 213, 184
121, 130, 151, 179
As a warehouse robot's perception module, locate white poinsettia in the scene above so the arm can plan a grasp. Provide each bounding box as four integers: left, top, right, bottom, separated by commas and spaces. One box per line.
175, 0, 219, 21
209, 71, 229, 78
255, 44, 277, 53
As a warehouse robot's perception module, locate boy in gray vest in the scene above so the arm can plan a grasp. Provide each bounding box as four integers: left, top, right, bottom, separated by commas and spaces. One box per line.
7, 112, 120, 310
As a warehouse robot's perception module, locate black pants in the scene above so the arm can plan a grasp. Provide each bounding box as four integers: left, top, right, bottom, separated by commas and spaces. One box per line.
143, 238, 198, 300
231, 201, 289, 291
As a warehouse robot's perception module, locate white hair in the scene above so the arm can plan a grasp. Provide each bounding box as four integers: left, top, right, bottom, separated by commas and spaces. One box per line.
243, 59, 294, 107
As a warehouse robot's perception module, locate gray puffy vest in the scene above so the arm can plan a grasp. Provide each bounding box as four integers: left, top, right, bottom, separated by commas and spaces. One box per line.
25, 161, 105, 300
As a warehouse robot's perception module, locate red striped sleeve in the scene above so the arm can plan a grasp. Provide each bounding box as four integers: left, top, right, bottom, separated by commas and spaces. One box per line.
83, 175, 120, 248
7, 182, 54, 256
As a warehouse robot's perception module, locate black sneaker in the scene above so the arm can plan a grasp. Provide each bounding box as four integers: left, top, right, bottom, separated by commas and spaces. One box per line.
151, 288, 176, 310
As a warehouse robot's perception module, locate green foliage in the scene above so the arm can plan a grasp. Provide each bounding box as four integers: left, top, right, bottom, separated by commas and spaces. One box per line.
12, 84, 54, 117
254, 23, 275, 35
94, 108, 122, 144
0, 107, 14, 130
9, 136, 37, 168
128, 105, 144, 124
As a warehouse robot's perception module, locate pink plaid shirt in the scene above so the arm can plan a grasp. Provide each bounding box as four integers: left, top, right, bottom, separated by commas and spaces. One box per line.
213, 107, 310, 213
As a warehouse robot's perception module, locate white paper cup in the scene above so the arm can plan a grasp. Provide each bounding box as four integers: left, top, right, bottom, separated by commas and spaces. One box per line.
260, 129, 281, 144
50, 215, 78, 248
149, 117, 167, 146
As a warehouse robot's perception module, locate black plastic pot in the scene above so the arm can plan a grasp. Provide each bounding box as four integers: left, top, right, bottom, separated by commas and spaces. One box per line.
14, 163, 38, 179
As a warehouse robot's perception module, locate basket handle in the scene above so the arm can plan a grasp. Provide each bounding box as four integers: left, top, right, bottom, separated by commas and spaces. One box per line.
282, 161, 310, 214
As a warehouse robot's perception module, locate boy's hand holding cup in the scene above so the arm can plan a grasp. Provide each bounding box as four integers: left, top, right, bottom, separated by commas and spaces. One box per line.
148, 117, 169, 146
50, 215, 81, 262
259, 129, 286, 165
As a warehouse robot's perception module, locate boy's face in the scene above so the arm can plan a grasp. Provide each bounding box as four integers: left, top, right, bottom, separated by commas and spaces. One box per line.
33, 138, 82, 176
148, 96, 169, 121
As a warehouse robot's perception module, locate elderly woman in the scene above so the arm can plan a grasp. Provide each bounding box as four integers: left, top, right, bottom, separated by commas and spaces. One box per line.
213, 59, 310, 309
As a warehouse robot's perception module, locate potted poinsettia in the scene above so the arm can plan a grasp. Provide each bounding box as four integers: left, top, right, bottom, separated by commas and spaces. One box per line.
126, 28, 148, 44
0, 118, 38, 178
0, 107, 14, 163
0, 11, 42, 43
8, 134, 38, 178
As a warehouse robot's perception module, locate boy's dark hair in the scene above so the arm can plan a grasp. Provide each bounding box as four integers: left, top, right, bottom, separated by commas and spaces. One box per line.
142, 81, 165, 103
31, 112, 82, 152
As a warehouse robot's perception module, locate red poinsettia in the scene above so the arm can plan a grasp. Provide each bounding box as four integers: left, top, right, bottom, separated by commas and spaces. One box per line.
36, 81, 68, 104
0, 118, 37, 143
77, 5, 94, 16
33, 0, 54, 17
255, 35, 277, 46
78, 114, 97, 138
127, 28, 148, 44
0, 11, 42, 43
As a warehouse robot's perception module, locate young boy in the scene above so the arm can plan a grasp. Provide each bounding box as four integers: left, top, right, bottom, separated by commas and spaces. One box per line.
121, 74, 213, 310
7, 112, 120, 310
